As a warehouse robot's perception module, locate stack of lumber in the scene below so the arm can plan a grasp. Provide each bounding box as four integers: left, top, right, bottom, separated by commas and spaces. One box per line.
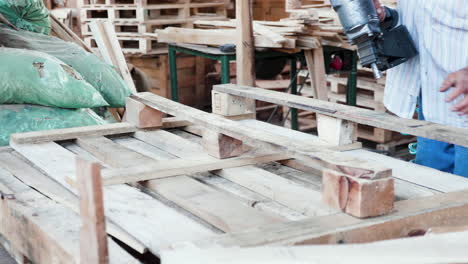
79, 0, 230, 55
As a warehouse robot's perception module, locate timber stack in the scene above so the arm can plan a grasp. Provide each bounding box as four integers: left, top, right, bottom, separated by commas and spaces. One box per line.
80, 0, 230, 55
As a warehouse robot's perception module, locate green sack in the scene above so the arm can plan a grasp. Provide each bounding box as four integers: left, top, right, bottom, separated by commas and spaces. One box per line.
0, 25, 132, 107
0, 0, 50, 34
0, 104, 107, 146
0, 47, 109, 109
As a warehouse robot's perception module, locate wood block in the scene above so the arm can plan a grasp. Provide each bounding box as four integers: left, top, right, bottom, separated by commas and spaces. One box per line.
125, 97, 163, 128
212, 90, 256, 117
202, 130, 244, 159
317, 114, 357, 146
322, 169, 394, 218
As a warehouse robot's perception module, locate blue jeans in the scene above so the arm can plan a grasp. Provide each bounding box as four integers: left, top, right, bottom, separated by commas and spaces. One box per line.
416, 98, 468, 177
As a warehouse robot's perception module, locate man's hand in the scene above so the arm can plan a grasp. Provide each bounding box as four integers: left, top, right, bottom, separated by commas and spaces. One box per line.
440, 67, 468, 115
373, 0, 386, 22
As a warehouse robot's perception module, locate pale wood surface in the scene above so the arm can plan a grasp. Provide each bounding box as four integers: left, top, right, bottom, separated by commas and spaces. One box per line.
0, 167, 137, 264
132, 92, 391, 180
163, 231, 468, 264
10, 141, 215, 256
76, 158, 109, 264
236, 0, 255, 86
10, 123, 137, 145
75, 135, 282, 233
173, 188, 468, 248
213, 84, 468, 147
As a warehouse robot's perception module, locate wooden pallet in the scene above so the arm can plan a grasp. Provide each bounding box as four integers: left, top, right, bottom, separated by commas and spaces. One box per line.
84, 34, 166, 55
1, 92, 468, 263
80, 0, 229, 54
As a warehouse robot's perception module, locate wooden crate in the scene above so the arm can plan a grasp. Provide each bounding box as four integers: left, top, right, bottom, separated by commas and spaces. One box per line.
126, 54, 213, 108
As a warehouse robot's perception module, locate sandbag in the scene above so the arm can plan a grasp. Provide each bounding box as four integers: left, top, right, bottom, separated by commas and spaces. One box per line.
0, 104, 107, 146
0, 25, 132, 107
0, 0, 50, 34
0, 47, 109, 109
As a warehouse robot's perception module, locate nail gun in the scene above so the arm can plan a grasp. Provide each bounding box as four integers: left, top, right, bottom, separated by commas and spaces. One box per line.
331, 0, 418, 79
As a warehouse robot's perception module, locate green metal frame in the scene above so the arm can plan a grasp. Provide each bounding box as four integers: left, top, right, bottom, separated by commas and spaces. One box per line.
168, 43, 302, 130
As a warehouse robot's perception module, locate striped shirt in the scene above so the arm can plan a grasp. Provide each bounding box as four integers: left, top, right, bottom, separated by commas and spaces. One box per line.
384, 0, 468, 128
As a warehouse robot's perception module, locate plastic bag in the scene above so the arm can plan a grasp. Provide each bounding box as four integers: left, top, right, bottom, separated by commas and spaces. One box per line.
0, 47, 109, 109
0, 0, 50, 34
0, 25, 132, 107
0, 104, 107, 146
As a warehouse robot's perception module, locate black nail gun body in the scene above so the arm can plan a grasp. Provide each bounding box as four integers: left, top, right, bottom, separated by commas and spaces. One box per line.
331, 0, 418, 79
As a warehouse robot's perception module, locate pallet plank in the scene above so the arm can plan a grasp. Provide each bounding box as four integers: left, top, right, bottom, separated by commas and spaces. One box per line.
131, 93, 392, 180
10, 141, 215, 255
134, 130, 338, 216
213, 84, 468, 148
0, 167, 138, 264
76, 136, 283, 233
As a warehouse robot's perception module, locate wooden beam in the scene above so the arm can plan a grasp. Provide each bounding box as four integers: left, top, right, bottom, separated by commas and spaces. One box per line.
125, 97, 163, 128
316, 114, 357, 146
164, 231, 468, 264
131, 92, 391, 179
172, 188, 468, 248
213, 84, 468, 147
202, 130, 244, 159
236, 0, 255, 86
89, 20, 137, 94
99, 152, 290, 186
76, 158, 108, 264
9, 123, 137, 145
322, 169, 394, 218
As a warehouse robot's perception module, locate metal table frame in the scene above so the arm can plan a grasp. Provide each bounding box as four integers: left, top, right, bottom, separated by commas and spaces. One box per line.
168, 43, 359, 130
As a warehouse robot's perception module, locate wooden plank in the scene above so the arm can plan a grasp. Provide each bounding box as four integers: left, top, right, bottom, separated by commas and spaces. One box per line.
100, 152, 291, 185
133, 130, 338, 217
213, 84, 468, 147
131, 92, 392, 180
174, 188, 468, 248
10, 123, 137, 145
76, 136, 282, 233
76, 158, 108, 264
90, 20, 137, 93
163, 231, 468, 264
238, 119, 442, 199
0, 167, 138, 264
155, 28, 283, 48
0, 152, 147, 255
236, 0, 255, 86
11, 141, 215, 255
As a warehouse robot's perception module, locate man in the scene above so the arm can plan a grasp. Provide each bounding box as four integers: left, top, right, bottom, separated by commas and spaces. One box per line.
374, 0, 468, 176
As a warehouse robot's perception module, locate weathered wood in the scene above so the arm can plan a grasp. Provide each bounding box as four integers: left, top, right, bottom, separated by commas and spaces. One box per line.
125, 97, 163, 128
202, 130, 244, 159
213, 84, 468, 147
76, 136, 282, 233
100, 152, 290, 186
0, 167, 138, 264
174, 189, 468, 248
11, 141, 215, 255
0, 152, 147, 255
89, 20, 137, 94
164, 231, 468, 264
316, 114, 357, 146
10, 123, 137, 145
322, 170, 394, 218
76, 158, 108, 264
131, 92, 391, 180
212, 91, 255, 117
134, 130, 338, 217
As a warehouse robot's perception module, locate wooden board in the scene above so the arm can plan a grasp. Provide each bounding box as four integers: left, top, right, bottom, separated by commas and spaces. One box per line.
213, 84, 468, 147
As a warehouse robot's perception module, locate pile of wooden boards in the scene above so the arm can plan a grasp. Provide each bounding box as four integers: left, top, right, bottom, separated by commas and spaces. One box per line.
1, 85, 468, 263
79, 0, 230, 55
